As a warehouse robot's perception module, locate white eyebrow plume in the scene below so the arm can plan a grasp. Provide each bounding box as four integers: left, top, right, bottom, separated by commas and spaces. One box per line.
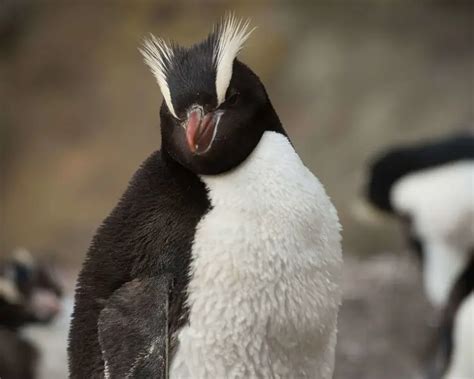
214, 15, 255, 106
140, 34, 178, 118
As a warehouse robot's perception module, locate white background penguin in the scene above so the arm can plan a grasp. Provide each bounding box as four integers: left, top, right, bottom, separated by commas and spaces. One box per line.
363, 132, 474, 308
361, 133, 474, 379
0, 248, 62, 328
68, 15, 342, 378
0, 249, 63, 379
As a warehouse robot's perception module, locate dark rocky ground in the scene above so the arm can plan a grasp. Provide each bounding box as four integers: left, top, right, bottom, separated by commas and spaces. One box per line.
24, 251, 435, 379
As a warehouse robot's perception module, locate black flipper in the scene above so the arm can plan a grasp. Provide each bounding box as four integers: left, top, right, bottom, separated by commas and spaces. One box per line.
98, 275, 172, 379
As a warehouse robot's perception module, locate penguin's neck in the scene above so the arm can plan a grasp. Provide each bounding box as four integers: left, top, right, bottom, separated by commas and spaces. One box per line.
199, 131, 305, 207
160, 148, 202, 187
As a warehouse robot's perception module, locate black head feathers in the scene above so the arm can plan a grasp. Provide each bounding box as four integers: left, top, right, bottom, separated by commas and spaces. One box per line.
139, 15, 284, 175
366, 132, 474, 212
140, 15, 254, 119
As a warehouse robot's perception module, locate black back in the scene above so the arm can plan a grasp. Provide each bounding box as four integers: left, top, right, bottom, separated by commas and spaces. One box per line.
68, 150, 210, 378
366, 132, 474, 212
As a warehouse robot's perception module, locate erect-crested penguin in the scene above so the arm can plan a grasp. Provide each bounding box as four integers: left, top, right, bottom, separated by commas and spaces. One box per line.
68, 15, 342, 379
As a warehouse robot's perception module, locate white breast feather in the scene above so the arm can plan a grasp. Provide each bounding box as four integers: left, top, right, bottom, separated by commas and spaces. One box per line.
170, 131, 343, 379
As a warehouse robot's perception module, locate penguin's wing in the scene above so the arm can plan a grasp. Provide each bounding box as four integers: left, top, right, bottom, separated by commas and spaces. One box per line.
98, 274, 172, 379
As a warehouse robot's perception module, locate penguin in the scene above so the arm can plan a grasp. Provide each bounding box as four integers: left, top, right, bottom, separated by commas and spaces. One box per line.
68, 15, 342, 379
0, 249, 63, 379
359, 132, 474, 307
0, 248, 62, 328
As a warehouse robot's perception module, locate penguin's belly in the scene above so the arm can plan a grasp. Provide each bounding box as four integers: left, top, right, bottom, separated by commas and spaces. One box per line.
170, 131, 342, 379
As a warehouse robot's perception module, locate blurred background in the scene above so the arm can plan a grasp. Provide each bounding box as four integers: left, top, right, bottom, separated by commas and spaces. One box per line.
1, 1, 472, 378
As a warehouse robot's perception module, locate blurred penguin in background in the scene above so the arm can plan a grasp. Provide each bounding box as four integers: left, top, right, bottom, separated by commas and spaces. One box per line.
0, 248, 63, 379
361, 132, 473, 307
359, 132, 474, 379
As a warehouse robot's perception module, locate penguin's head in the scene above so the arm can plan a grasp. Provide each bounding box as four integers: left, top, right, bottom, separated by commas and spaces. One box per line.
364, 148, 416, 214
364, 132, 474, 215
141, 15, 284, 175
352, 148, 410, 226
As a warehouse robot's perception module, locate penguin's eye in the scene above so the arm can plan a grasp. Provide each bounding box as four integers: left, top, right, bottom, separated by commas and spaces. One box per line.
225, 92, 240, 107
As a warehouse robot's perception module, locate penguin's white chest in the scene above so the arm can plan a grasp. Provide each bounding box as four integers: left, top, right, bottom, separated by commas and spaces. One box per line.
171, 131, 342, 379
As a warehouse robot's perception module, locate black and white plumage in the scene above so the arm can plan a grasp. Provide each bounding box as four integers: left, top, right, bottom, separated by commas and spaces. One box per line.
363, 132, 474, 307
361, 133, 474, 379
0, 249, 63, 379
0, 248, 62, 328
365, 133, 474, 215
69, 15, 342, 379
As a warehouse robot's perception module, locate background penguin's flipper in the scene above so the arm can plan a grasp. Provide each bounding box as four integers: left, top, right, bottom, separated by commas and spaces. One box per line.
98, 274, 172, 379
